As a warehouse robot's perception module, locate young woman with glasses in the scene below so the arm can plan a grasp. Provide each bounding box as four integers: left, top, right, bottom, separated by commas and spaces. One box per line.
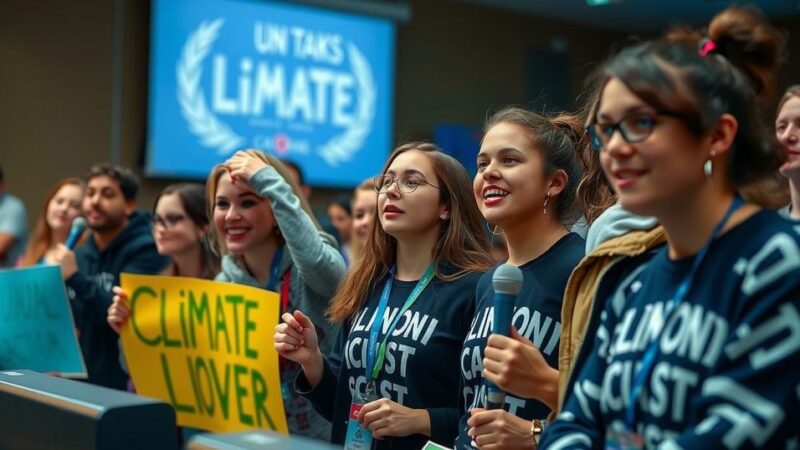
542, 7, 800, 449
457, 107, 586, 449
107, 183, 218, 330
106, 183, 219, 401
274, 142, 494, 449
147, 183, 218, 278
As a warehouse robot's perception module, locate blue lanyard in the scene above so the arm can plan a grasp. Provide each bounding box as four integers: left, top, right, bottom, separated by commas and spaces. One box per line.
364, 264, 435, 381
625, 196, 743, 429
265, 245, 284, 292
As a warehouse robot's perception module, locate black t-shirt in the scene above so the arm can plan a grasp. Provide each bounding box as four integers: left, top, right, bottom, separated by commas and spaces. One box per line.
543, 210, 800, 449
299, 268, 483, 449
456, 233, 585, 449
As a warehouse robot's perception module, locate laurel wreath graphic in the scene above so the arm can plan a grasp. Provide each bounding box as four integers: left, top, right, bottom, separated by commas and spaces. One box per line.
177, 19, 244, 156
177, 20, 375, 164
318, 43, 376, 166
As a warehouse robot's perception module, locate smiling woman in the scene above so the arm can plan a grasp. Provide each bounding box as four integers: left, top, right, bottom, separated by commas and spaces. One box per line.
206, 149, 346, 440
19, 177, 85, 266
542, 6, 800, 450
457, 108, 586, 450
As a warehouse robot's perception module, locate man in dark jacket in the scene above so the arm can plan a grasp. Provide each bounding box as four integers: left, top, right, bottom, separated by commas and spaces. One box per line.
48, 163, 168, 389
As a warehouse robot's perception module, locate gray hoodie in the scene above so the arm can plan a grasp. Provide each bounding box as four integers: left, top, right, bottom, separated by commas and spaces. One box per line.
215, 165, 346, 440
584, 202, 658, 253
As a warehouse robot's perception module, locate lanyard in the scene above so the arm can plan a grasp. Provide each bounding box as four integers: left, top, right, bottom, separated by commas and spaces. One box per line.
625, 196, 743, 429
265, 245, 284, 292
365, 263, 436, 382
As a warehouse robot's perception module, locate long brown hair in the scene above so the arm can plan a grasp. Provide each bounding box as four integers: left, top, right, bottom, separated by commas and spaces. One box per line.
327, 142, 494, 323
205, 149, 321, 257
19, 178, 85, 266
575, 84, 616, 225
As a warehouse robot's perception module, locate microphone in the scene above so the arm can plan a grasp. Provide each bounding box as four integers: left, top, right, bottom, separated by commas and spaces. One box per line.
64, 217, 87, 249
486, 263, 523, 409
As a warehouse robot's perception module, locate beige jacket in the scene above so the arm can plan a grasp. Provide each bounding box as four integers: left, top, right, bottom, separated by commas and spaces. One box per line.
556, 226, 665, 411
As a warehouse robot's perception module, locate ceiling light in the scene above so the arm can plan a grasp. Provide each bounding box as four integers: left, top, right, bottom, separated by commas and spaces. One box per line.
586, 0, 622, 6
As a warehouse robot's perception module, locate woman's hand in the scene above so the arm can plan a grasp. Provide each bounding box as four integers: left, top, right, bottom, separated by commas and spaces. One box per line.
467, 408, 534, 449
107, 286, 130, 333
358, 398, 431, 439
225, 150, 269, 184
274, 310, 324, 385
483, 327, 559, 409
45, 244, 78, 279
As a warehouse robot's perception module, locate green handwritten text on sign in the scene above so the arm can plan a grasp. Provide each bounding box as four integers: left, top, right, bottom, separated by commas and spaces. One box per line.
120, 274, 287, 433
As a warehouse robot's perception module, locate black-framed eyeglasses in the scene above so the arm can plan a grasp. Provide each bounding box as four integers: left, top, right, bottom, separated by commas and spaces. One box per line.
373, 174, 440, 194
587, 110, 684, 151
151, 213, 186, 229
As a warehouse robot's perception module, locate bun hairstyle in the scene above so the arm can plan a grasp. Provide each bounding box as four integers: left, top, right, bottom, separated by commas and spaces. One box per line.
598, 6, 787, 189
667, 6, 786, 101
484, 107, 585, 226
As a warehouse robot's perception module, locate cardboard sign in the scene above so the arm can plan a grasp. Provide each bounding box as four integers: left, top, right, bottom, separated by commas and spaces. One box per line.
0, 265, 86, 377
120, 273, 287, 433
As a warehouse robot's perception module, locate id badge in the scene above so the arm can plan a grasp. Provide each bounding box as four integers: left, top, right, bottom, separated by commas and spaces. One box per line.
344, 400, 373, 450
605, 428, 644, 450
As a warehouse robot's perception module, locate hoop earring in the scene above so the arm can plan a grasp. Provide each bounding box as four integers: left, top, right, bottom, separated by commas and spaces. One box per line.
543, 193, 550, 215
487, 222, 504, 236
704, 160, 713, 178
704, 150, 715, 181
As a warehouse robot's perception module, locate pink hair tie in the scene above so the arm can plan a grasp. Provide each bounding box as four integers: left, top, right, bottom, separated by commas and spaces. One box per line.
698, 38, 717, 57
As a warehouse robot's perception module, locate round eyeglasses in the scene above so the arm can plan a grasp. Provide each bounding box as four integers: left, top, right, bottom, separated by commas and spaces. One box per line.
373, 174, 439, 194
151, 213, 186, 229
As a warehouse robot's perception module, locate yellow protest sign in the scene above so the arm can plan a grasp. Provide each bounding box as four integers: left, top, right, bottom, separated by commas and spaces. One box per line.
120, 273, 288, 434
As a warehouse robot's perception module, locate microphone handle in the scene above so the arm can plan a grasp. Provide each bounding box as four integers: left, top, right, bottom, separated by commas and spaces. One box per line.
485, 292, 515, 409
65, 228, 82, 249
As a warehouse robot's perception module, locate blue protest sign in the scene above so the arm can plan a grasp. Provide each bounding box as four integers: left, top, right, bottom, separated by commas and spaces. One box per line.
147, 0, 396, 187
0, 266, 87, 377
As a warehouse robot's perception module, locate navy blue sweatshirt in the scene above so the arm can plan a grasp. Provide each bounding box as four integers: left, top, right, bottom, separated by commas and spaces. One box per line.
542, 210, 800, 449
456, 233, 585, 449
66, 212, 168, 390
297, 267, 483, 449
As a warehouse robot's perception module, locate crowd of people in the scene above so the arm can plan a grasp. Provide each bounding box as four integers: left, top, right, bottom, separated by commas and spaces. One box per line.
2, 5, 800, 449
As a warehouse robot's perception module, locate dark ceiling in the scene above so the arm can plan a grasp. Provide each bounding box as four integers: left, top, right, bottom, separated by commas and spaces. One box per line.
459, 0, 800, 32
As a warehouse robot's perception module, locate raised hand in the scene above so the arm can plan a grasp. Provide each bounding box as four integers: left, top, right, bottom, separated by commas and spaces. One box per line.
225, 150, 269, 184
107, 286, 130, 333
45, 244, 78, 279
274, 309, 324, 386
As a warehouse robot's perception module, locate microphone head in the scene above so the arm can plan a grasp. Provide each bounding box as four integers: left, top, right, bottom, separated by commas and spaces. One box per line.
492, 263, 523, 295
71, 217, 88, 234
